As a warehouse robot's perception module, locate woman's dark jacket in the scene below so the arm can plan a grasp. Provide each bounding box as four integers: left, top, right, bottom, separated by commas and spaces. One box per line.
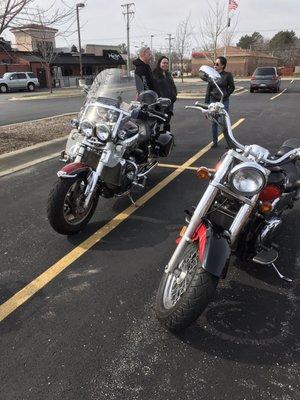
133, 58, 155, 92
153, 70, 177, 110
205, 70, 235, 103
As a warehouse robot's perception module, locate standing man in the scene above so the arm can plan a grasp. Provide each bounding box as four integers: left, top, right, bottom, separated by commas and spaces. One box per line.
133, 47, 155, 93
205, 56, 235, 148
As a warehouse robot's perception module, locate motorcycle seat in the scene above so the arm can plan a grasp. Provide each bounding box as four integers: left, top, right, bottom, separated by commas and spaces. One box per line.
276, 138, 300, 156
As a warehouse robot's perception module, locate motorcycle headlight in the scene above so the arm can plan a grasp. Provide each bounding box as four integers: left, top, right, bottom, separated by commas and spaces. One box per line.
228, 162, 267, 196
96, 123, 111, 142
80, 120, 94, 137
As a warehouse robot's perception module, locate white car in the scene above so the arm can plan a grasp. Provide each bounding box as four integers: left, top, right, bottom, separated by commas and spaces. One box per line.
0, 72, 40, 93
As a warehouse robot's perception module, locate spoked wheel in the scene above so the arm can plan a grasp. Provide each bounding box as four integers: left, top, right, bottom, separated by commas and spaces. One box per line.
47, 172, 99, 235
156, 243, 219, 332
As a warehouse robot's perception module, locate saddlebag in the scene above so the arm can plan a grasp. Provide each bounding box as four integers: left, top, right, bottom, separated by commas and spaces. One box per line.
155, 133, 174, 157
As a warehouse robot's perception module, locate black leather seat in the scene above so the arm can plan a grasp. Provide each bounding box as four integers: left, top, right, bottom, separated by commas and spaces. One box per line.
277, 138, 300, 156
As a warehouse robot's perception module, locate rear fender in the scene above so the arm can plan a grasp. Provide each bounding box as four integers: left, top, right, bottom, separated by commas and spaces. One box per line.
193, 223, 231, 278
57, 162, 91, 178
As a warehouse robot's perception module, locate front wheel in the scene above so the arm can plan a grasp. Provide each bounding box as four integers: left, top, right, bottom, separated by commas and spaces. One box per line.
156, 243, 219, 332
47, 173, 99, 235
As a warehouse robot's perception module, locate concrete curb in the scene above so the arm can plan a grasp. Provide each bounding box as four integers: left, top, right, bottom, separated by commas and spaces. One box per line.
9, 91, 83, 101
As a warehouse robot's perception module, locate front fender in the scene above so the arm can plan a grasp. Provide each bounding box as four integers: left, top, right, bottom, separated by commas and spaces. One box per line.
194, 223, 231, 278
57, 162, 91, 178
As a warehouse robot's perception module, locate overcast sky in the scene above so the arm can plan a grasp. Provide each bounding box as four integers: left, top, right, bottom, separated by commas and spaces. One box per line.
3, 0, 300, 52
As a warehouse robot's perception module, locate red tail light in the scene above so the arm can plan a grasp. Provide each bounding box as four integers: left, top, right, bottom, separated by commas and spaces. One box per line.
251, 75, 256, 80
272, 75, 278, 80
259, 184, 281, 202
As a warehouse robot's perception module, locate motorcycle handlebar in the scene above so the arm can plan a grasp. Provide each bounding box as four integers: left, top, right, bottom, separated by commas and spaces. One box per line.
194, 102, 209, 109
186, 103, 300, 166
130, 108, 167, 122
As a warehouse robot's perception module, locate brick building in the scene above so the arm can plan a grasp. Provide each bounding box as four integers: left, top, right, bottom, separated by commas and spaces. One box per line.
191, 46, 279, 76
0, 37, 125, 88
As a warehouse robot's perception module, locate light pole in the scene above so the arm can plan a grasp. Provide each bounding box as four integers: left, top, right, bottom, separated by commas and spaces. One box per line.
76, 2, 85, 79
150, 34, 154, 52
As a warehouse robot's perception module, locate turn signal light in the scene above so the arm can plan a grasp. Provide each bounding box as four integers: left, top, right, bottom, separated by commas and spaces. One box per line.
196, 167, 215, 180
259, 202, 273, 214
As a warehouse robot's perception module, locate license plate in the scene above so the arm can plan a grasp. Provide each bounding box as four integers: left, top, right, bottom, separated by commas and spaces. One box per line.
260, 84, 267, 87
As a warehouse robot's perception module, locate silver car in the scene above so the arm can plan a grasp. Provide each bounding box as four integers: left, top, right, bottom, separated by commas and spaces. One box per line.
0, 72, 40, 93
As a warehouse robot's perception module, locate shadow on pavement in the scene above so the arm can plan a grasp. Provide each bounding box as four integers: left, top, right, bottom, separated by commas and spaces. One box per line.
178, 280, 299, 366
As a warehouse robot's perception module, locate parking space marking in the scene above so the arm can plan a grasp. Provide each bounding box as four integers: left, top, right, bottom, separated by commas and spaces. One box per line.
0, 118, 245, 322
270, 88, 287, 101
0, 152, 60, 178
233, 89, 248, 96
158, 163, 198, 171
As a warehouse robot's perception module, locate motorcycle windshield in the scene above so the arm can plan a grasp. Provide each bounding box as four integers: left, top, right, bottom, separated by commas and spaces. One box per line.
79, 68, 141, 124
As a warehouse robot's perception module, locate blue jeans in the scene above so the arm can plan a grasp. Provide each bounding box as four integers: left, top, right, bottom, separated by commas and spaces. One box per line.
212, 98, 229, 144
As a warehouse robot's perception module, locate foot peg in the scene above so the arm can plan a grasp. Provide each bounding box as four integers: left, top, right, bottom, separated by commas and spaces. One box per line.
270, 263, 293, 282
253, 248, 278, 265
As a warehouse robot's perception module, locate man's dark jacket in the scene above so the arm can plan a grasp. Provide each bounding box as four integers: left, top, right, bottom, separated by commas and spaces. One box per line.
205, 70, 235, 103
133, 58, 155, 92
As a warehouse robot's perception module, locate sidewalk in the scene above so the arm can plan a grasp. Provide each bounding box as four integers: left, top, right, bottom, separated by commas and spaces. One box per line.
9, 87, 83, 101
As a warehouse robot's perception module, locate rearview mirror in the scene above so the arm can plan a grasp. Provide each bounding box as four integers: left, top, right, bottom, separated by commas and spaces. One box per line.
199, 66, 221, 82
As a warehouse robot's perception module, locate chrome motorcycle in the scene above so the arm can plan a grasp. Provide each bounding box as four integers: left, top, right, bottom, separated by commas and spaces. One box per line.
156, 65, 300, 332
47, 69, 174, 235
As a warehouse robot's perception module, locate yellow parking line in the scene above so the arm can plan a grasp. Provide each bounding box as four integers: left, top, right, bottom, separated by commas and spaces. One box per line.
270, 88, 287, 101
0, 152, 60, 178
158, 163, 198, 171
0, 118, 245, 322
233, 89, 248, 96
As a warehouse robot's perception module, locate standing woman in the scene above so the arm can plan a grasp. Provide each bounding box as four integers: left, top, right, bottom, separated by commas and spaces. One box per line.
205, 56, 235, 148
153, 56, 177, 132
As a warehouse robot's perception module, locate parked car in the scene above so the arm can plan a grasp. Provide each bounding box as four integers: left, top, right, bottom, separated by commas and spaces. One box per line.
172, 70, 182, 77
0, 72, 40, 93
250, 67, 281, 93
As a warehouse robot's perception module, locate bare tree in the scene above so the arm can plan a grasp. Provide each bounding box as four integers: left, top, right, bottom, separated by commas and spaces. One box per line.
175, 14, 192, 82
14, 2, 76, 92
197, 0, 238, 62
0, 0, 34, 36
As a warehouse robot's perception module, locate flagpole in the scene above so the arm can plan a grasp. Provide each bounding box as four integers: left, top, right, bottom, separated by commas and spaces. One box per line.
224, 2, 229, 57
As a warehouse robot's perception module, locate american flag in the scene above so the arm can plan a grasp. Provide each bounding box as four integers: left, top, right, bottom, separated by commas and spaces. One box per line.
228, 0, 238, 11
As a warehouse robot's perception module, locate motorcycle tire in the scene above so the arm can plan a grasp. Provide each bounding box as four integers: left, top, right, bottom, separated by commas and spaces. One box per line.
47, 174, 99, 235
156, 242, 219, 332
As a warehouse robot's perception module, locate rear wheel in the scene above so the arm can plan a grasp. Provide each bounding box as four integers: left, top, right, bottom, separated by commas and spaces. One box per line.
47, 173, 99, 235
250, 88, 254, 93
0, 84, 8, 93
156, 243, 219, 332
27, 83, 35, 92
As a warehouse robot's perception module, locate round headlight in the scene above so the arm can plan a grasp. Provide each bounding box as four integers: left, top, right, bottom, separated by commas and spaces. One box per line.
96, 123, 110, 141
80, 120, 94, 137
229, 162, 267, 196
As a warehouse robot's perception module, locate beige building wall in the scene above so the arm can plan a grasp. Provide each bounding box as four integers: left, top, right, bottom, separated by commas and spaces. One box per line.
10, 26, 57, 52
85, 44, 121, 56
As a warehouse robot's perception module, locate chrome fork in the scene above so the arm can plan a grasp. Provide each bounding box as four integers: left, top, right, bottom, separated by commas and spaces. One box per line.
165, 152, 234, 274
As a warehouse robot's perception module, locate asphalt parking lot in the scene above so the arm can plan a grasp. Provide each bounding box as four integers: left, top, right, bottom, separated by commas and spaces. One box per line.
0, 80, 299, 400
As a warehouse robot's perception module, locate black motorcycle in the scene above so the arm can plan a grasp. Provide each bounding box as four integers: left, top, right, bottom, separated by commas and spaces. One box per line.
155, 65, 300, 332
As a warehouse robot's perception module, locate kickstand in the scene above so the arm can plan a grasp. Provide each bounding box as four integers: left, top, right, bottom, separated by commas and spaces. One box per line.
270, 263, 293, 282
128, 193, 138, 207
